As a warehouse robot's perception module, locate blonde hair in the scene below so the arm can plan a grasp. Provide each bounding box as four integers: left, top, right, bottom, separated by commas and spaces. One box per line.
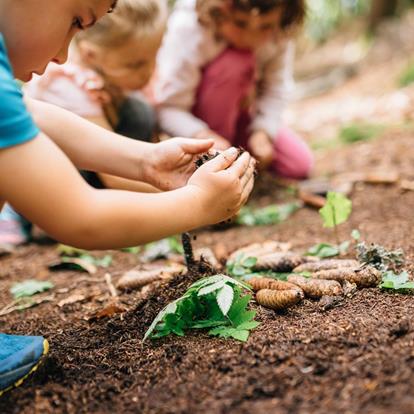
76, 0, 168, 48
197, 0, 305, 33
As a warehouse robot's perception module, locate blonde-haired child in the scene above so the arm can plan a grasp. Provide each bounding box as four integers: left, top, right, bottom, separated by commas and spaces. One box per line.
0, 0, 255, 391
0, 0, 169, 245
156, 0, 313, 179
27, 0, 168, 190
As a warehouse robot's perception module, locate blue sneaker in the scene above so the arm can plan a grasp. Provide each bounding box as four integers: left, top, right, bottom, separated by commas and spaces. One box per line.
0, 334, 49, 396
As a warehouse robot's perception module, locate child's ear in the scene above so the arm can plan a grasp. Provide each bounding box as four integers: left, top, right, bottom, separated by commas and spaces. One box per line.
77, 40, 101, 66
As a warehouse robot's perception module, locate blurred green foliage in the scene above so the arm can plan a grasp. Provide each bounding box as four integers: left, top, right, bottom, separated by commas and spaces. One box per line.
339, 122, 384, 143
399, 61, 414, 87
306, 0, 371, 42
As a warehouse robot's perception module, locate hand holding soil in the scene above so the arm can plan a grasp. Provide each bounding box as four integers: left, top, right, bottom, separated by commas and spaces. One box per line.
188, 147, 256, 224
143, 138, 214, 191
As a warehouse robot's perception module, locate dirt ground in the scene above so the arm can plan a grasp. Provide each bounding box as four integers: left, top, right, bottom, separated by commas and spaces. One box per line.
2, 15, 414, 414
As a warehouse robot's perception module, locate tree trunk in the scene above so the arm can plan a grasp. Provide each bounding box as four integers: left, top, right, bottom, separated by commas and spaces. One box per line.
369, 0, 399, 31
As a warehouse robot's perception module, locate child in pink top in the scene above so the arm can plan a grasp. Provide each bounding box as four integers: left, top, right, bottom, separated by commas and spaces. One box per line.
156, 0, 313, 179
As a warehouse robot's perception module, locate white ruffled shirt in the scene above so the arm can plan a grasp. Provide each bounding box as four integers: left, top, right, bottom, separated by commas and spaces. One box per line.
155, 0, 295, 139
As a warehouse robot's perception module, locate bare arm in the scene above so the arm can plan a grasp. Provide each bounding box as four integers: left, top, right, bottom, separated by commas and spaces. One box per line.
0, 134, 255, 250
85, 115, 160, 193
26, 98, 153, 183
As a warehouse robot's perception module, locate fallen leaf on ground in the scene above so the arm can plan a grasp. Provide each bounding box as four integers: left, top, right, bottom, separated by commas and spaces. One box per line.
87, 301, 128, 321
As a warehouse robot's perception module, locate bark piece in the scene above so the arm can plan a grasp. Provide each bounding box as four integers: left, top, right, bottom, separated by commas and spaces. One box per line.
228, 240, 292, 263
117, 264, 185, 290
195, 248, 220, 268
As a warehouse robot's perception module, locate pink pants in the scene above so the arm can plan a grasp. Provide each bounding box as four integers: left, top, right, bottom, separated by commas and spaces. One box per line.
192, 48, 313, 179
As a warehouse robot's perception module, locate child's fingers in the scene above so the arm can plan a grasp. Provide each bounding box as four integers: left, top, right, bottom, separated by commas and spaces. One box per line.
241, 171, 255, 204
179, 138, 214, 154
201, 147, 239, 172
227, 151, 251, 178
240, 158, 256, 190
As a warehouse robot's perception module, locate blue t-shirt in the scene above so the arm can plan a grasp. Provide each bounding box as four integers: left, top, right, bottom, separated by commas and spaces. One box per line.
0, 34, 39, 149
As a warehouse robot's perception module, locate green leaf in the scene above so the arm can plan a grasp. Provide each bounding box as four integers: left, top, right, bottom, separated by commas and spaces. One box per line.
216, 284, 234, 316
10, 280, 54, 299
319, 192, 352, 228
198, 281, 226, 296
339, 240, 350, 254
56, 244, 87, 256
144, 275, 257, 342
306, 243, 339, 258
232, 265, 248, 276
229, 329, 250, 342
380, 271, 414, 291
243, 256, 258, 268
237, 321, 261, 330
236, 202, 300, 227
143, 300, 179, 341
351, 229, 361, 241
121, 246, 141, 254
190, 320, 227, 329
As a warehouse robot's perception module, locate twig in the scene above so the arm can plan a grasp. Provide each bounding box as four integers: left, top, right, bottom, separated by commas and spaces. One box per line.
104, 273, 118, 298
182, 232, 195, 269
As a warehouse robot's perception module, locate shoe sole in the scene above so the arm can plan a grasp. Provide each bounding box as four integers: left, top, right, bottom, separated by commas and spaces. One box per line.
0, 339, 49, 397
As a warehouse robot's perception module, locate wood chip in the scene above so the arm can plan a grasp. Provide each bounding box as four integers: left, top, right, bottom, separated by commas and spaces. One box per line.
363, 171, 400, 185
228, 240, 292, 263
400, 180, 414, 192
298, 190, 326, 209
195, 248, 220, 268
116, 263, 185, 290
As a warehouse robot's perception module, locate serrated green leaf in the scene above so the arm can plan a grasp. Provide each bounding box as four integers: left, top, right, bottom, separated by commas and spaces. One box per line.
319, 192, 352, 228
216, 284, 234, 316
198, 281, 226, 296
144, 299, 179, 341
190, 320, 227, 329
229, 329, 250, 342
237, 321, 261, 330
10, 280, 54, 299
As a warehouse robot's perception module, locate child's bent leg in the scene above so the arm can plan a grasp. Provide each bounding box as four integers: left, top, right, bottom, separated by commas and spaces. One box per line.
271, 127, 313, 179
192, 48, 255, 141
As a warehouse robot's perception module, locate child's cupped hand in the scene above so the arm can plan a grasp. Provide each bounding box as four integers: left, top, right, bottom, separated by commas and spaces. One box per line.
144, 138, 217, 191
188, 147, 256, 224
249, 131, 274, 171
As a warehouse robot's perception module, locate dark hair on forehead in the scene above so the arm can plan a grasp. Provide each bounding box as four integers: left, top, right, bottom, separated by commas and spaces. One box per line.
197, 0, 306, 32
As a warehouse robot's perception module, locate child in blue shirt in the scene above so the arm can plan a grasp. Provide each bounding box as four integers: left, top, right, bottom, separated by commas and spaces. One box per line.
0, 0, 255, 395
